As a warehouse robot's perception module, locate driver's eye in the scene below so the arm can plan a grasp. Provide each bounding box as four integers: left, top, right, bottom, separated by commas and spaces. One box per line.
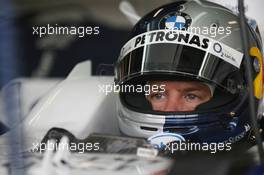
184, 94, 200, 102
150, 93, 166, 101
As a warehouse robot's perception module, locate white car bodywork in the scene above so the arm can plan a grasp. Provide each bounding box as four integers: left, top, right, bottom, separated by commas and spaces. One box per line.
0, 61, 120, 151
0, 61, 173, 175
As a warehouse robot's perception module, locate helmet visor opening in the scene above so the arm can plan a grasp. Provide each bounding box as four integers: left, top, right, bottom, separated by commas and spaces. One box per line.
117, 43, 244, 94
119, 77, 240, 114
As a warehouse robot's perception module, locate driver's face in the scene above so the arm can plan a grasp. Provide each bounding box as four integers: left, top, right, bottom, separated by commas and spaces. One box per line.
146, 81, 212, 112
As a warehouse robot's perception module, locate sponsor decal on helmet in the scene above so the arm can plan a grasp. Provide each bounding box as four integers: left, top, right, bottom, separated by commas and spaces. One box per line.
250, 47, 263, 99
159, 12, 192, 30
120, 30, 243, 68
225, 124, 251, 144
147, 132, 185, 149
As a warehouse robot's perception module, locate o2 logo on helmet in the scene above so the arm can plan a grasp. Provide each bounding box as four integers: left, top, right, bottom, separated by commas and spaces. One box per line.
159, 12, 192, 30
147, 132, 185, 149
213, 42, 238, 66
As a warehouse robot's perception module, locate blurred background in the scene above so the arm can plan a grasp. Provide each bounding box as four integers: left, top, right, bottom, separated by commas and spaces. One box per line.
0, 0, 175, 88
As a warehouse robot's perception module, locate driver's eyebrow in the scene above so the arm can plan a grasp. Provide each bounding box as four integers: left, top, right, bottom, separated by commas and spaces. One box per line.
182, 87, 206, 93
147, 82, 162, 86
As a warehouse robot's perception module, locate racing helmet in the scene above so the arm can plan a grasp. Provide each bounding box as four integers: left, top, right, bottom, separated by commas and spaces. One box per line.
115, 0, 263, 144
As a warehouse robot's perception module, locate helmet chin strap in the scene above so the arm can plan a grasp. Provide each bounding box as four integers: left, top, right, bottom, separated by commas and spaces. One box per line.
238, 0, 264, 164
